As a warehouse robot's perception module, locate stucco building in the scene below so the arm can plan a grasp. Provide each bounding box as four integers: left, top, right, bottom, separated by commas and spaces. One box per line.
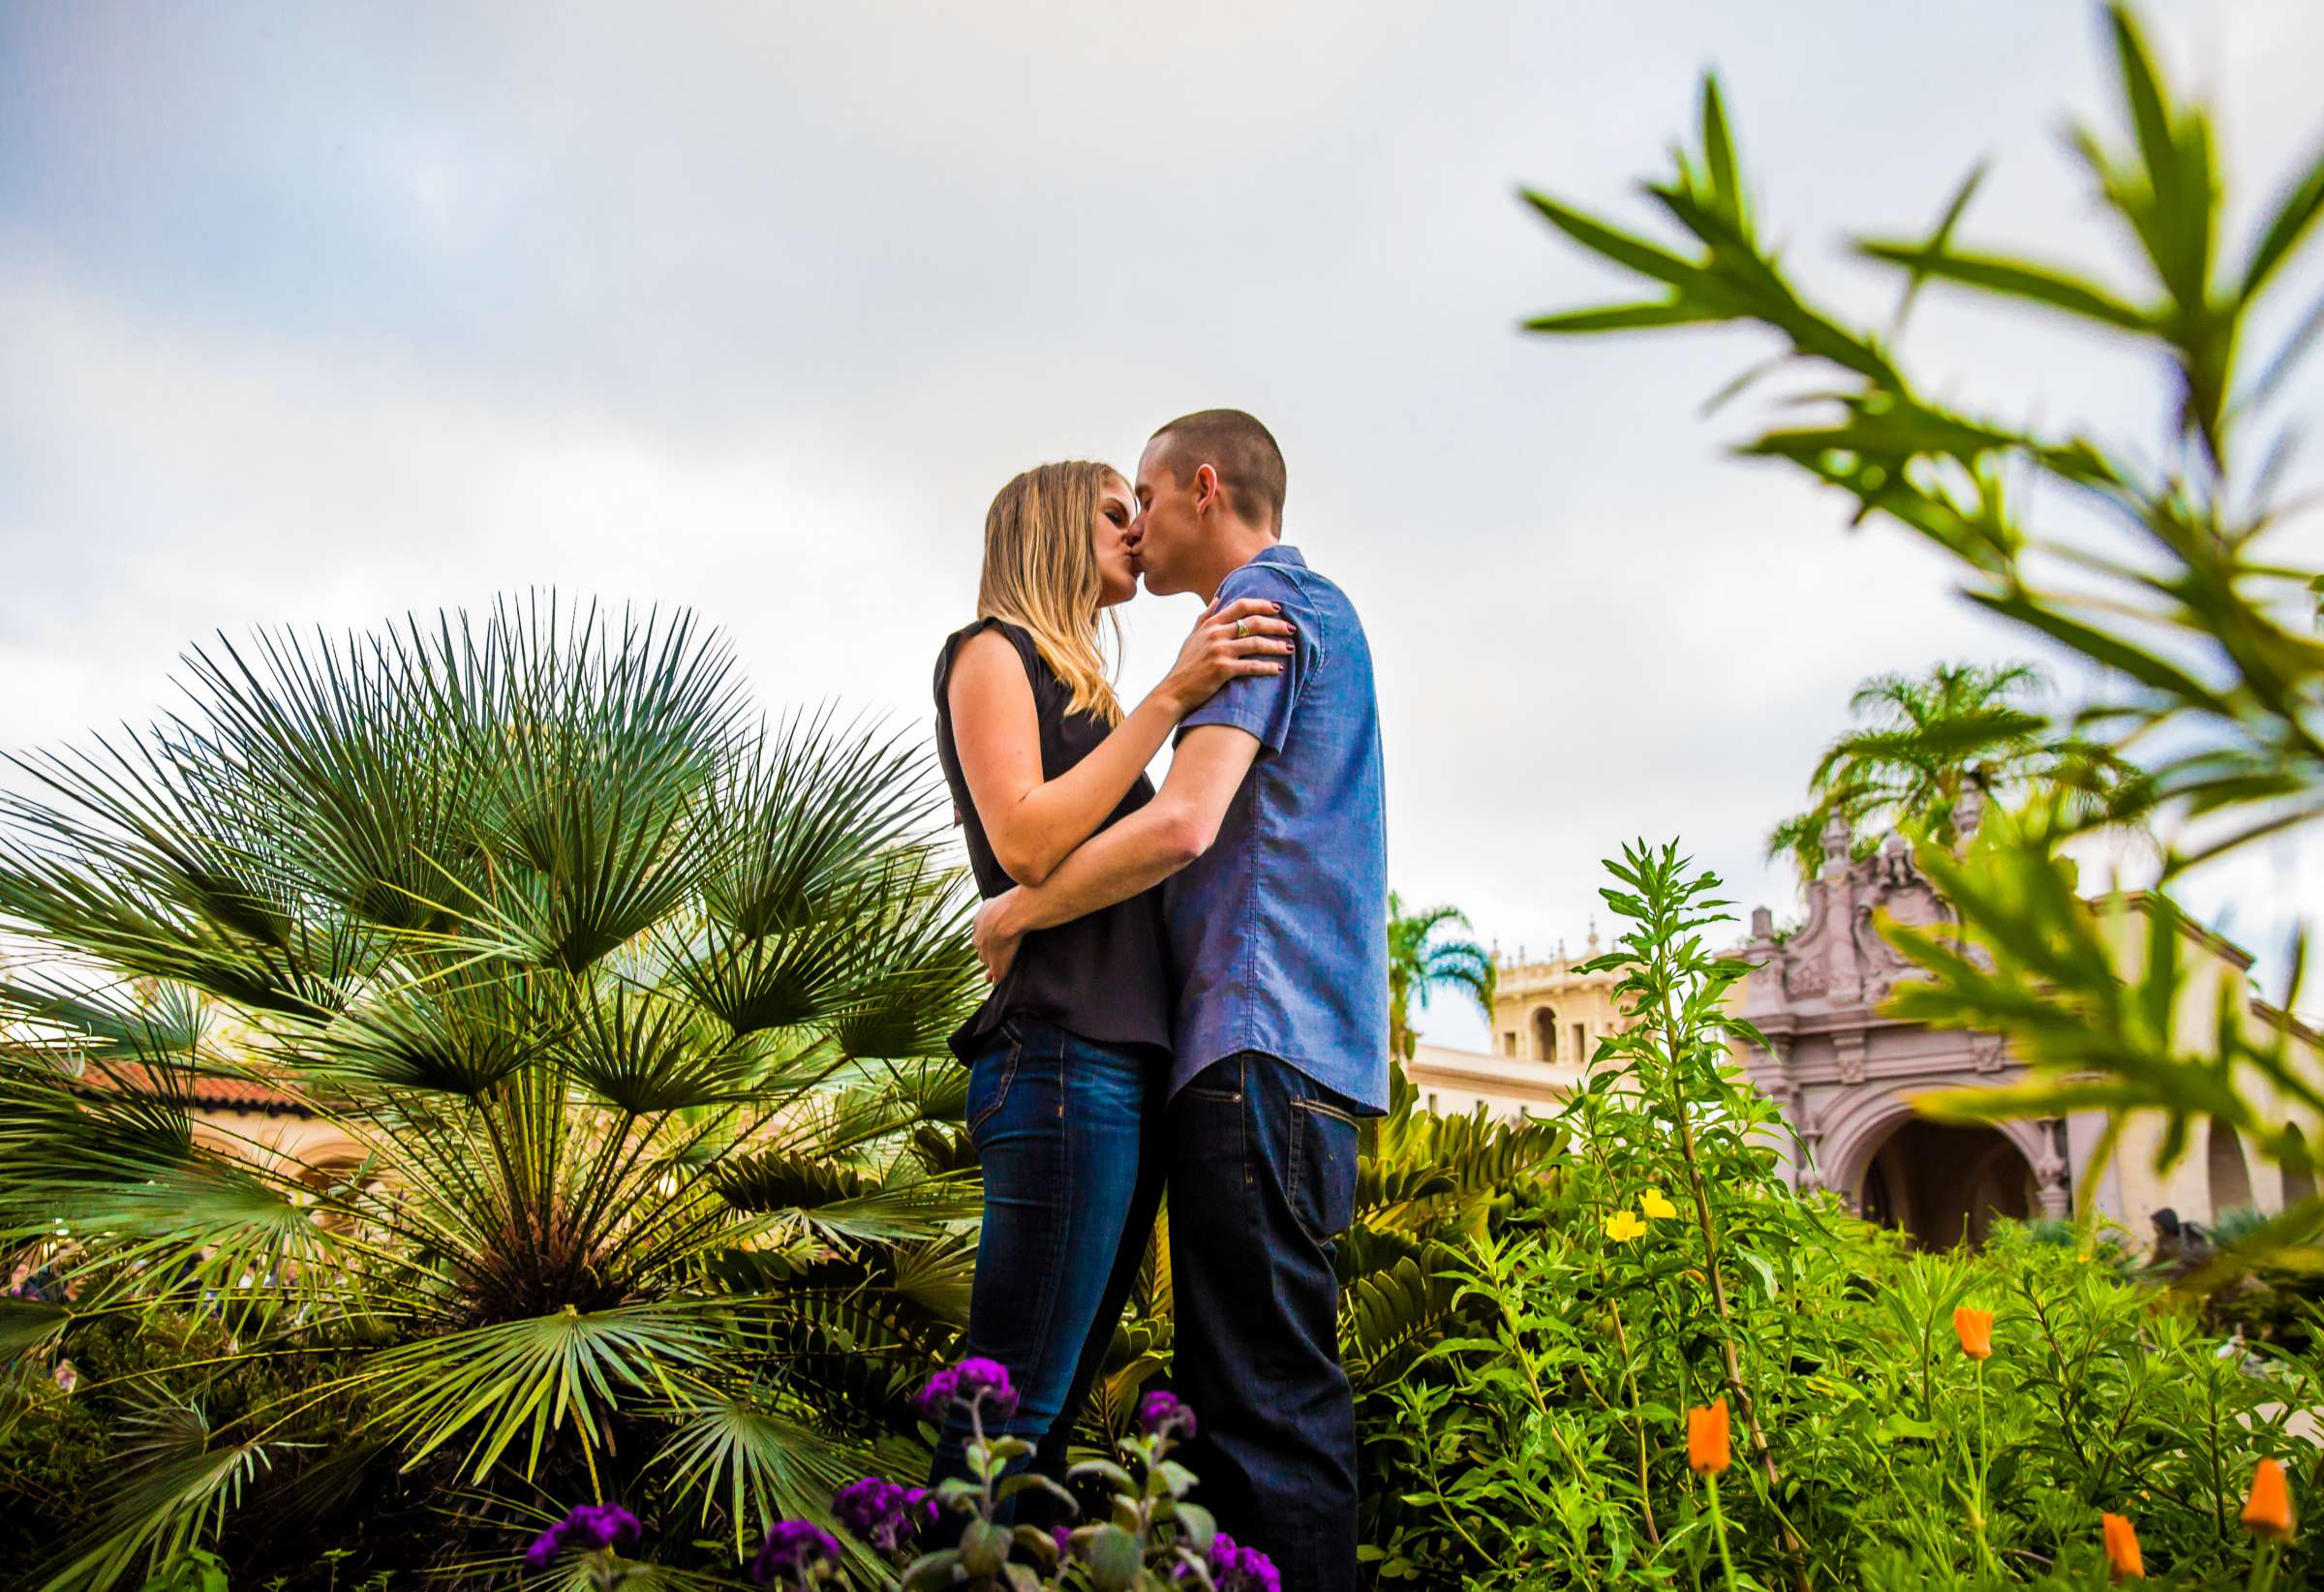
1407, 1039, 1579, 1119
1734, 816, 2323, 1248
1411, 818, 2322, 1251
1403, 937, 1620, 1119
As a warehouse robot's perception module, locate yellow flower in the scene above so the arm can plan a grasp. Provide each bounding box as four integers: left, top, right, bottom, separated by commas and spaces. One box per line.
1640, 1188, 1678, 1220
1605, 1209, 1648, 1242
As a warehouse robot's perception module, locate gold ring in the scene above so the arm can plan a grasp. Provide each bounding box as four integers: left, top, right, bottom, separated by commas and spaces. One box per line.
1235, 619, 1250, 639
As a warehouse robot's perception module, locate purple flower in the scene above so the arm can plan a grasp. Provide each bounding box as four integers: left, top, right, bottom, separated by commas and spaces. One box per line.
581, 1505, 641, 1551
832, 1476, 931, 1557
912, 1357, 1019, 1421
522, 1502, 641, 1568
1138, 1389, 1196, 1440
950, 1357, 1016, 1418
911, 1366, 960, 1417
1208, 1532, 1283, 1592
1053, 1525, 1076, 1561
751, 1519, 841, 1589
832, 1476, 898, 1537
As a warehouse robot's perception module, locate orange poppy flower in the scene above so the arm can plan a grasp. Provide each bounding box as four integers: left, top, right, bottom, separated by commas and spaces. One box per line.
1687, 1398, 1730, 1477
2241, 1456, 2296, 1541
1953, 1305, 1994, 1360
2100, 1513, 2143, 1578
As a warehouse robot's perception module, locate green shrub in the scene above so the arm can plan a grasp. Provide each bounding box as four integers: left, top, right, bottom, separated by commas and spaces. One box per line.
1359, 845, 2317, 1588
0, 600, 982, 1588
1518, 0, 2324, 1258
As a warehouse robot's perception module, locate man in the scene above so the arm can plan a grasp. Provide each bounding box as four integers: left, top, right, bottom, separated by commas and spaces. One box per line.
972, 408, 1387, 1592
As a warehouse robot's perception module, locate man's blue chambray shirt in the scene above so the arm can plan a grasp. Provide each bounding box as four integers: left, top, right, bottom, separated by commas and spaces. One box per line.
1165, 544, 1390, 1115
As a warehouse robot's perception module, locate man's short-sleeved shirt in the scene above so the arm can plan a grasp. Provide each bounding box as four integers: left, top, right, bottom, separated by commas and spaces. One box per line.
1165, 544, 1389, 1115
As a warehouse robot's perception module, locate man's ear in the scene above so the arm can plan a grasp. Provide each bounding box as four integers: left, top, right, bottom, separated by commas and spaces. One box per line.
1192, 463, 1221, 516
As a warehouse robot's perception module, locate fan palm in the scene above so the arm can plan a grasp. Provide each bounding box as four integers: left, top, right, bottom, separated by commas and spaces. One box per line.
1385, 893, 1496, 1063
0, 597, 983, 1588
1766, 660, 2141, 878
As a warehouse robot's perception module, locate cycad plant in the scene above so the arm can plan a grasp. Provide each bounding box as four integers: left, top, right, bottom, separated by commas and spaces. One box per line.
1341, 1058, 1562, 1570
0, 597, 984, 1588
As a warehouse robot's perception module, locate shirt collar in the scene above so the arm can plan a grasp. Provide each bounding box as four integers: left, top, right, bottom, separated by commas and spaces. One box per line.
1248, 543, 1306, 570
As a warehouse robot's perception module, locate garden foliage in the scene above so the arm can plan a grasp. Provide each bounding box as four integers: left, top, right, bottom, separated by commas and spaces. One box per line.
1361, 844, 2320, 1588
0, 598, 985, 1587
6, 4, 2323, 1586
1522, 0, 2324, 1242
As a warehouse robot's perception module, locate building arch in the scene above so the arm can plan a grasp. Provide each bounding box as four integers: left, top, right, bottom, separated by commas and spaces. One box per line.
2283, 1125, 2318, 1209
294, 1138, 383, 1234
1844, 1109, 2040, 1249
1817, 1092, 2053, 1224
1532, 1007, 1558, 1063
188, 1122, 243, 1160
293, 1136, 369, 1175
2208, 1121, 2256, 1216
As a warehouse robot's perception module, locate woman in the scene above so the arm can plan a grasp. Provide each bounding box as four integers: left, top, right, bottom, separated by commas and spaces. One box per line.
928, 458, 1292, 1505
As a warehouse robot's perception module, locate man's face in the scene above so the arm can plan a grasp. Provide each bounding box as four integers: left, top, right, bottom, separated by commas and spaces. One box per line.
1129, 436, 1203, 597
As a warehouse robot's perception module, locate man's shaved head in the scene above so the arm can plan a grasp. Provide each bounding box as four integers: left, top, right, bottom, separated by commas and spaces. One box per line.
1147, 409, 1286, 534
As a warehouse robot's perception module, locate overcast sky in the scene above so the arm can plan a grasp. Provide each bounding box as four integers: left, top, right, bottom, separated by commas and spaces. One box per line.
4, 1, 2320, 1049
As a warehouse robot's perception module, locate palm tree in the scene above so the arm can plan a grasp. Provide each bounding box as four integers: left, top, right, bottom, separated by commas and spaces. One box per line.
1384, 893, 1496, 1063
0, 597, 983, 1588
1766, 661, 2141, 878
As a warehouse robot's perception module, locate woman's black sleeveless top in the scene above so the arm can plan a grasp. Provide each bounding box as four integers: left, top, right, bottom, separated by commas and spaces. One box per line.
933, 619, 1174, 1062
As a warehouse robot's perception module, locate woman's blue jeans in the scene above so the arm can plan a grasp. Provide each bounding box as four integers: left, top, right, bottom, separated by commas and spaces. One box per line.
929, 1015, 1164, 1521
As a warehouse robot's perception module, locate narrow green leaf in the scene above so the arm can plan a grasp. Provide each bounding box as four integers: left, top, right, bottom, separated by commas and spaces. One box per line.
1523, 300, 1726, 334
1855, 243, 2150, 333
2241, 138, 2324, 301
1518, 189, 1707, 291
1700, 75, 1739, 218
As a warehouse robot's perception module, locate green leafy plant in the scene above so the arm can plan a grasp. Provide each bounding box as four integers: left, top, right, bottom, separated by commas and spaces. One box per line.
1520, 0, 2324, 1260
1361, 845, 2316, 1588
710, 1367, 1273, 1592
0, 597, 984, 1587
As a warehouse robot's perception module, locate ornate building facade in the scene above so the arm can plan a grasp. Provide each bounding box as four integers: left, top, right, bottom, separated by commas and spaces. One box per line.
1733, 816, 2323, 1247
1409, 817, 2323, 1250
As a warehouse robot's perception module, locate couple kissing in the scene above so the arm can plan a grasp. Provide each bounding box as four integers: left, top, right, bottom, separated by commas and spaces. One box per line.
929, 408, 1387, 1592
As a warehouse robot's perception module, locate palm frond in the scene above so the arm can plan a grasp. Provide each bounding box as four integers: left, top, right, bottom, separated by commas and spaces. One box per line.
363, 1301, 731, 1482
0, 594, 981, 1577
36, 1393, 286, 1592
653, 1388, 881, 1559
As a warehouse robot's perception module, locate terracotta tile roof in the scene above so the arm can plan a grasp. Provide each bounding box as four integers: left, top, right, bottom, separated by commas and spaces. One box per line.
72, 1061, 312, 1115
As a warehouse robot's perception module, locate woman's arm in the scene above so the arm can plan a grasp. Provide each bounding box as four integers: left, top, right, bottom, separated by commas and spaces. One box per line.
970, 723, 1265, 982
947, 598, 1291, 887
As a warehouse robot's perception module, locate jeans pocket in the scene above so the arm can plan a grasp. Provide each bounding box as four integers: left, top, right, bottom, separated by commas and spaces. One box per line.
1177, 1056, 1242, 1105
965, 1022, 1024, 1141
1287, 1096, 1359, 1244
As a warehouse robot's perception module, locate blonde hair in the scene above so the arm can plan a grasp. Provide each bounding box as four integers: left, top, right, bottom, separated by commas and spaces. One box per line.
975, 461, 1126, 723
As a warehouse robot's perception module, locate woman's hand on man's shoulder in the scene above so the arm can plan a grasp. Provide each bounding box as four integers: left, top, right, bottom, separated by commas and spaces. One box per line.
1158, 596, 1295, 718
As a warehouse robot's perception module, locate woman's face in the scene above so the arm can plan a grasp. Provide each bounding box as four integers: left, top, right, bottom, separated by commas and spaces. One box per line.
1091, 474, 1139, 607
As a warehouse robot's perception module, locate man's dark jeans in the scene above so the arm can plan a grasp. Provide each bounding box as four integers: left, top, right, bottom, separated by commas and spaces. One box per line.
1169, 1053, 1361, 1592
929, 1015, 1163, 1520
